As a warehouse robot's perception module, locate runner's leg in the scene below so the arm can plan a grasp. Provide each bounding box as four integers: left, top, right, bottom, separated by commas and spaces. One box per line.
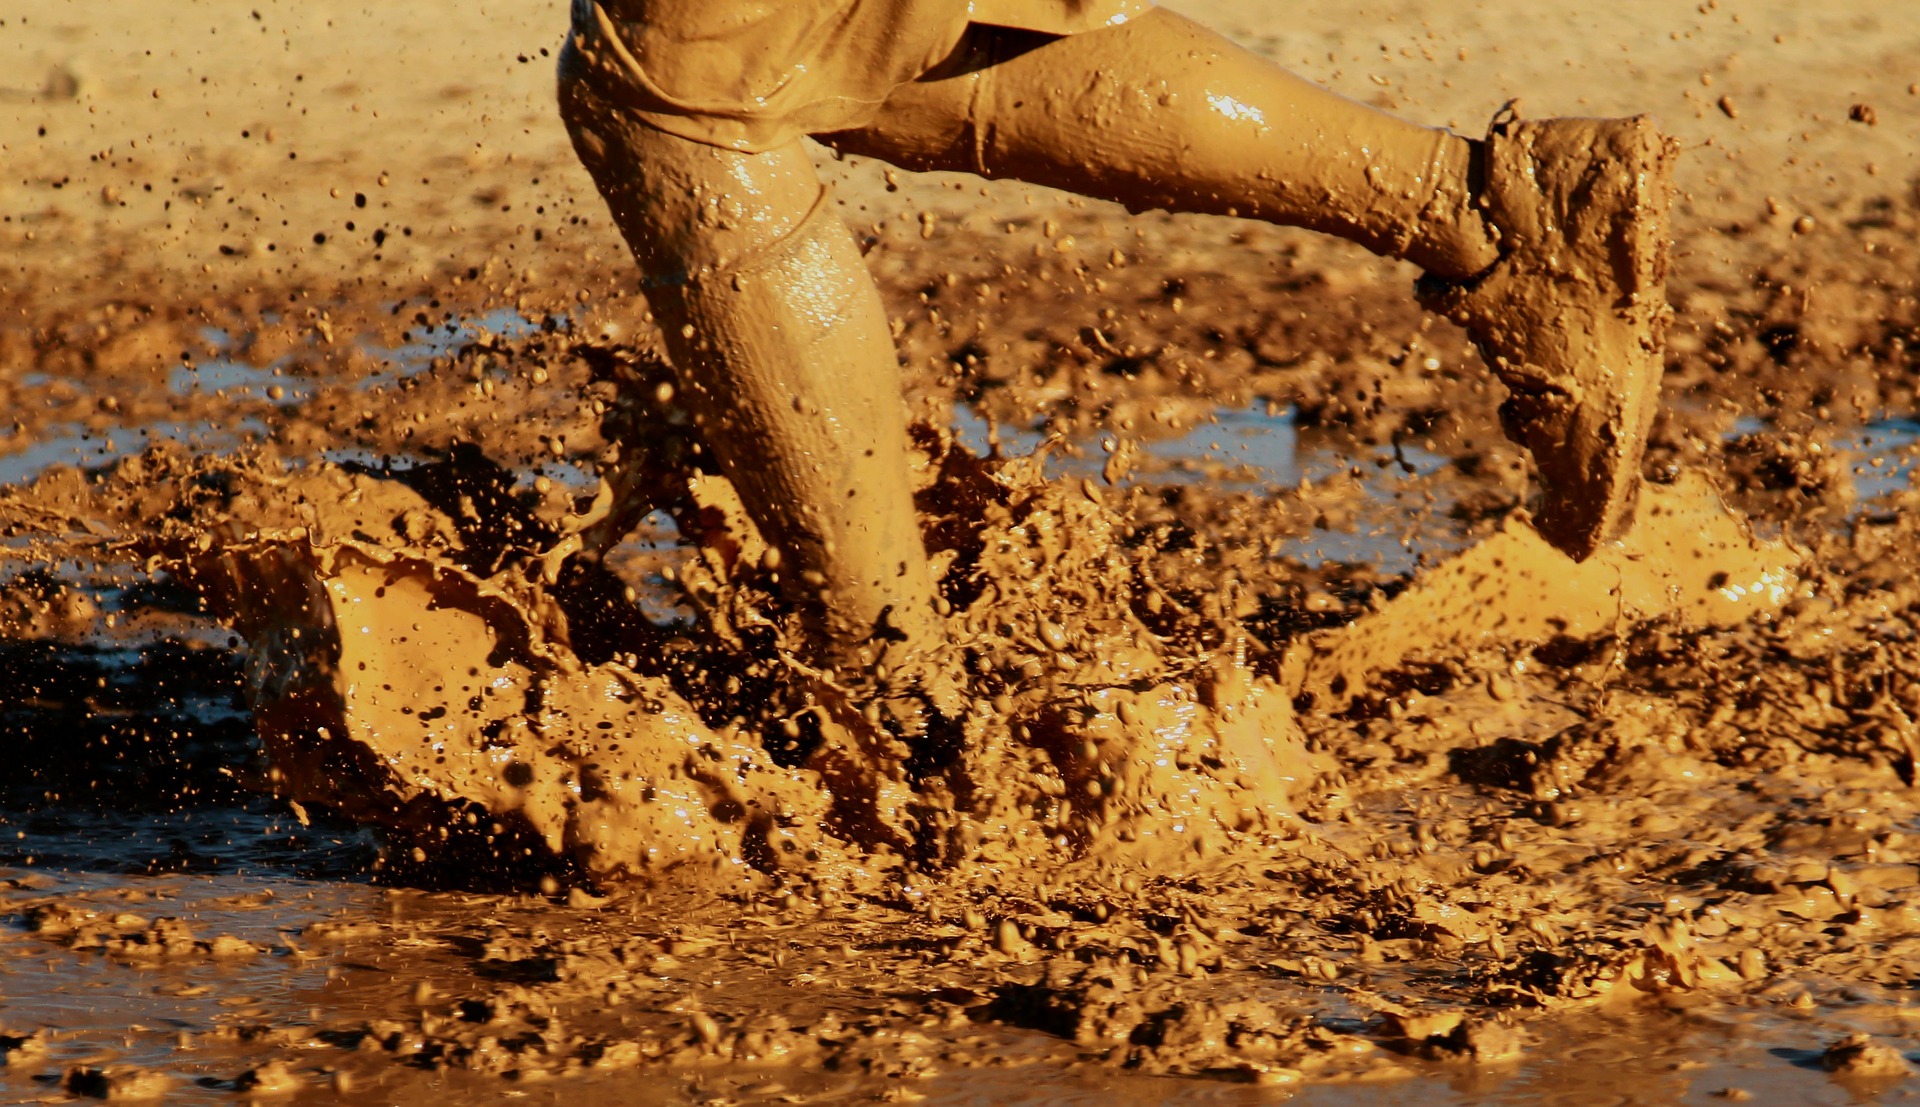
828, 10, 1676, 559
559, 56, 944, 680
824, 9, 1498, 279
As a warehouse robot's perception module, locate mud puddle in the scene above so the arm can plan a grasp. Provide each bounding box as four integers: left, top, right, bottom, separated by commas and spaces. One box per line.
0, 310, 550, 488
1804, 417, 1920, 507
0, 369, 1902, 1104
7, 165, 1920, 1101
955, 402, 1471, 576
0, 865, 1912, 1106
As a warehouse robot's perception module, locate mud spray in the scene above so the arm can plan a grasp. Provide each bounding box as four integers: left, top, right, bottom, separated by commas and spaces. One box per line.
6, 1, 1920, 1103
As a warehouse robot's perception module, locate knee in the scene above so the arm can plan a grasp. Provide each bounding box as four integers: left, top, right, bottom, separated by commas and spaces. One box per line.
559, 111, 798, 285
555, 83, 682, 279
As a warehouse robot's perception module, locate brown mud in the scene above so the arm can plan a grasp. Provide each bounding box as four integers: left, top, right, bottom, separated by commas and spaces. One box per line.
6, 0, 1920, 1102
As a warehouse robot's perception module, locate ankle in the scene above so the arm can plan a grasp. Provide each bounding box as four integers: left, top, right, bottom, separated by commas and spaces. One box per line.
1407, 136, 1500, 280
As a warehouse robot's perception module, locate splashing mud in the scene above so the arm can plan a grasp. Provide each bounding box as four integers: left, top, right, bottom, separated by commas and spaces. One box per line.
74, 416, 1321, 889
8, 0, 1920, 1102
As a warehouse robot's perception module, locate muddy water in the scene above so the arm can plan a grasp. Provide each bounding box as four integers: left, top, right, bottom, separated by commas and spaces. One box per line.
0, 866, 1911, 1106
9, 0, 1920, 1096
5, 123, 1920, 1107
0, 296, 1917, 1101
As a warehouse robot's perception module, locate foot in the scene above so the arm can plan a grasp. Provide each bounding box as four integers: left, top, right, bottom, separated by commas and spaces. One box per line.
1418, 111, 1679, 561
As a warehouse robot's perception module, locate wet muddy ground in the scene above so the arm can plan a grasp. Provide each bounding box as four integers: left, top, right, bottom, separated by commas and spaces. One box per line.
8, 0, 1920, 1103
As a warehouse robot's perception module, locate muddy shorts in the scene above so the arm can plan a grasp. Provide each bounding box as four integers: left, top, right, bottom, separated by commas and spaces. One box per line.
566, 0, 1150, 152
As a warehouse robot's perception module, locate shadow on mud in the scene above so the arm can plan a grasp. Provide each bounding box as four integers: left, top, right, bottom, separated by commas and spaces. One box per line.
0, 637, 376, 880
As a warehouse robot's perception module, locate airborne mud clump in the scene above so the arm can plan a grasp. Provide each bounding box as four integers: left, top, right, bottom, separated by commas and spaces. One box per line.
7, 0, 1920, 1103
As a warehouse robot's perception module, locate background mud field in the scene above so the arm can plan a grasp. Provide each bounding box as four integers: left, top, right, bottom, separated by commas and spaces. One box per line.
5, 0, 1920, 1103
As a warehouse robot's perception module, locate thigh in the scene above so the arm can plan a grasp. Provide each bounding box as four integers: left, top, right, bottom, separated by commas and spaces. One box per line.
814, 23, 1056, 174
818, 14, 1228, 176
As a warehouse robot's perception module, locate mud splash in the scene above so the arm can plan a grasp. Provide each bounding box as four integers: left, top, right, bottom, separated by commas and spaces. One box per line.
7, 1, 1920, 1095
3, 304, 1916, 1099
105, 418, 1315, 889
14, 225, 1920, 1094
23, 332, 1756, 903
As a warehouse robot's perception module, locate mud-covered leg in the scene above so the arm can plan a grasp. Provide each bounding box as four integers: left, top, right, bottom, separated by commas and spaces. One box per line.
824, 9, 1499, 279
828, 11, 1676, 558
558, 57, 958, 813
